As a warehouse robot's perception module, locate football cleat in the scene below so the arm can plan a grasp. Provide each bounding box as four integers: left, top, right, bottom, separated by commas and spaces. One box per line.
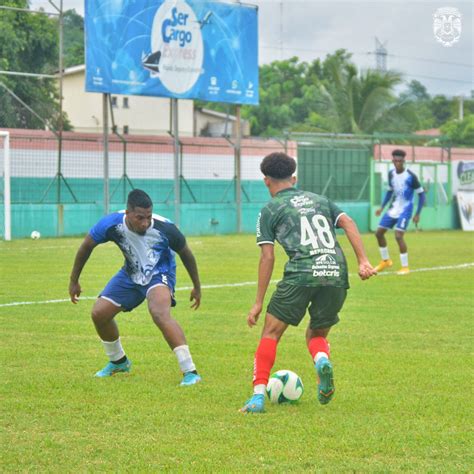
315, 357, 335, 405
180, 372, 202, 386
374, 259, 393, 273
95, 359, 131, 377
397, 266, 410, 275
240, 394, 265, 414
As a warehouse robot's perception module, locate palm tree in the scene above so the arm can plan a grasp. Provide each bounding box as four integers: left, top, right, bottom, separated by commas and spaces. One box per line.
307, 51, 418, 134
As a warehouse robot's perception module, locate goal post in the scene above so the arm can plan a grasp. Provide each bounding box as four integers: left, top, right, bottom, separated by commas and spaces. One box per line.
0, 131, 11, 241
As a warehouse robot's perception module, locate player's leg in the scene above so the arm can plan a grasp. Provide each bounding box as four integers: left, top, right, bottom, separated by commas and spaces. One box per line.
307, 287, 347, 405
91, 297, 131, 377
395, 215, 410, 274
241, 282, 308, 414
375, 216, 395, 272
240, 313, 288, 414
92, 270, 140, 377
147, 284, 201, 386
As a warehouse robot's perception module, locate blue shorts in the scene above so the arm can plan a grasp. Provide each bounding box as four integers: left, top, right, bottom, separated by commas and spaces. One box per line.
99, 269, 176, 312
378, 210, 412, 232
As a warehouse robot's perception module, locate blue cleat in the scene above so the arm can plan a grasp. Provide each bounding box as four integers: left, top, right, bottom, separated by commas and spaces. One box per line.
95, 359, 132, 377
240, 394, 265, 414
180, 372, 202, 386
315, 357, 335, 405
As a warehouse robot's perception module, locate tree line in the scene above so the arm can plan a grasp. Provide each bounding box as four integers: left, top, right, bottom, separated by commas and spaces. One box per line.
0, 3, 472, 146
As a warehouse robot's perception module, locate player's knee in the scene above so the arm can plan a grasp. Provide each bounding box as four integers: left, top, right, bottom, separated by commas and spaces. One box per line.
149, 306, 172, 327
91, 308, 109, 326
395, 232, 404, 242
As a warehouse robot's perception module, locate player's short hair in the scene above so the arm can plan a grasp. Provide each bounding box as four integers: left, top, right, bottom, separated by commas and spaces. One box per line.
127, 189, 153, 210
392, 149, 406, 159
260, 152, 296, 180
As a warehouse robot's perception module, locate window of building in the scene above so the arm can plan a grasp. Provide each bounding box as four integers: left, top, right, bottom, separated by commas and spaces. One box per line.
123, 125, 129, 134
123, 97, 129, 108
111, 96, 118, 108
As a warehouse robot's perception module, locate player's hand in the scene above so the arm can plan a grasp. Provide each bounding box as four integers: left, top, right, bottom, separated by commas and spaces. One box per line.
412, 214, 420, 224
247, 303, 262, 327
375, 208, 382, 216
69, 281, 82, 304
190, 288, 201, 310
358, 261, 377, 280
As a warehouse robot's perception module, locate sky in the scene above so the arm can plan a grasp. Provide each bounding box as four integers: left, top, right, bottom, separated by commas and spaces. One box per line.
30, 0, 473, 98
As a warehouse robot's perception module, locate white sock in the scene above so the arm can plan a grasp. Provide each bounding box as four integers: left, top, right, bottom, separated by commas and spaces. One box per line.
400, 253, 409, 267
379, 247, 390, 260
173, 345, 196, 373
101, 338, 125, 362
254, 384, 266, 395
315, 351, 329, 363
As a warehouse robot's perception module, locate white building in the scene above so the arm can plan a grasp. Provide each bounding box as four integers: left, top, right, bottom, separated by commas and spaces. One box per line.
62, 65, 250, 137
63, 65, 194, 136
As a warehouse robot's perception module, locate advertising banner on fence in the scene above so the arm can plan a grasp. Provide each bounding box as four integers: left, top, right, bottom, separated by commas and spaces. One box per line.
457, 191, 474, 231
85, 0, 259, 105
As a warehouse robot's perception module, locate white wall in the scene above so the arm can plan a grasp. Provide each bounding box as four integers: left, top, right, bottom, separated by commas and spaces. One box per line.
62, 71, 194, 136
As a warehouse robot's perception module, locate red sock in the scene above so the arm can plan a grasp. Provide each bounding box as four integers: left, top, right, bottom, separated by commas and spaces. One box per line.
308, 337, 330, 360
253, 338, 278, 386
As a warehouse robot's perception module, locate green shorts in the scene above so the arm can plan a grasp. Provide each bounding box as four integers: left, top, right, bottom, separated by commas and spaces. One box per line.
267, 282, 347, 329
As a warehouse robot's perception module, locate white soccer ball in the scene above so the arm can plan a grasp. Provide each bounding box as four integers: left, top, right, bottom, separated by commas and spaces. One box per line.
30, 230, 41, 240
266, 369, 304, 404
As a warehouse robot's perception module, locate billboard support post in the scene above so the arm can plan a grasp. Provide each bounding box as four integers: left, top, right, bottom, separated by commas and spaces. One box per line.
172, 98, 180, 227
235, 105, 242, 233
103, 93, 110, 215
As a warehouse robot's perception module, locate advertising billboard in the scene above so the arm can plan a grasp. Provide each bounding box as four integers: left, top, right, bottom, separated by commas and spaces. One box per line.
85, 0, 259, 105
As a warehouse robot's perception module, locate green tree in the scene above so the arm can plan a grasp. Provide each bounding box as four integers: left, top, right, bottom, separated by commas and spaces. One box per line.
0, 0, 70, 129
63, 9, 84, 68
441, 115, 474, 147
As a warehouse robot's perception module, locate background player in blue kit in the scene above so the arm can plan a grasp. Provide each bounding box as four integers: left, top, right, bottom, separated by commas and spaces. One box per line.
69, 189, 202, 385
374, 149, 426, 275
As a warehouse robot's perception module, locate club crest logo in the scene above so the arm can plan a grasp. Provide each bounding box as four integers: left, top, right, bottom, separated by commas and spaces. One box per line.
433, 7, 462, 47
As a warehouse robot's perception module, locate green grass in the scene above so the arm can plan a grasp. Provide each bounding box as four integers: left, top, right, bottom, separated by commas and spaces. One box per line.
1, 231, 473, 471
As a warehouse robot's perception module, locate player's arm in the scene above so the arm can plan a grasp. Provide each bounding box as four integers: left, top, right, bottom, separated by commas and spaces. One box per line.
375, 190, 394, 216
177, 244, 201, 310
413, 185, 426, 224
337, 214, 376, 280
247, 243, 275, 327
69, 234, 98, 303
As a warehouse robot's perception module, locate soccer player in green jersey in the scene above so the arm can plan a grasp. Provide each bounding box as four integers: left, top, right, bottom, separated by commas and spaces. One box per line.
241, 152, 376, 413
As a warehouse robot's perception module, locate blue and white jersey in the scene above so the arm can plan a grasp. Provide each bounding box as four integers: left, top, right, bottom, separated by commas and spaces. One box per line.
386, 169, 424, 218
89, 212, 186, 286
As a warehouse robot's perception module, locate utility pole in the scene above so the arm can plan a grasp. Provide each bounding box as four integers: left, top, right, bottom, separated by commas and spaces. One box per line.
459, 95, 464, 120
375, 37, 387, 71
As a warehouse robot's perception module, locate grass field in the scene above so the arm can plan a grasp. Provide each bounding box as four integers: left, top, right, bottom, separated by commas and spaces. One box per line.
1, 230, 473, 471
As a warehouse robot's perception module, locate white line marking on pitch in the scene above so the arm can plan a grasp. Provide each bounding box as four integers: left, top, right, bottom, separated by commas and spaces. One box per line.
0, 262, 472, 309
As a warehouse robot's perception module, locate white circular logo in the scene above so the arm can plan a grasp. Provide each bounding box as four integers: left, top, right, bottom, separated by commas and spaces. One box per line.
145, 1, 204, 94
433, 7, 462, 47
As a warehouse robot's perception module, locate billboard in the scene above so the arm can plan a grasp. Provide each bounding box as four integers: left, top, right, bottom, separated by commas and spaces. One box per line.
85, 0, 259, 105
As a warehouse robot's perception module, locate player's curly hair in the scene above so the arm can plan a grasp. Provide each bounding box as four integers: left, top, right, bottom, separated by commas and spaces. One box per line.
260, 152, 296, 180
127, 189, 152, 210
392, 149, 406, 158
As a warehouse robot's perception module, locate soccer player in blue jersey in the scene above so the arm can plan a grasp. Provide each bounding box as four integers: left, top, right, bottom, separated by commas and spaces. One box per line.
69, 189, 202, 385
375, 149, 425, 275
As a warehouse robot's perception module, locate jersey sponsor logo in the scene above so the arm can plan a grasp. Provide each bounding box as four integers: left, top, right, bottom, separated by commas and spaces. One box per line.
290, 195, 314, 208
314, 254, 337, 265
256, 212, 262, 237
312, 253, 340, 277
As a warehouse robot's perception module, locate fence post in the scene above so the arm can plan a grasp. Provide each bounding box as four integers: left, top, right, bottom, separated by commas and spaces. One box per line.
235, 105, 242, 233
103, 93, 110, 215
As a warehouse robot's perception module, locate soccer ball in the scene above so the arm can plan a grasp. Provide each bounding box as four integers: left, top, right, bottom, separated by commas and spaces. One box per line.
266, 370, 304, 404
30, 230, 41, 240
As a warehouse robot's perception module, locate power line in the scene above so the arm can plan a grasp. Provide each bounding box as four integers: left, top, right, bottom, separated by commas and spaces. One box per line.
261, 44, 473, 69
